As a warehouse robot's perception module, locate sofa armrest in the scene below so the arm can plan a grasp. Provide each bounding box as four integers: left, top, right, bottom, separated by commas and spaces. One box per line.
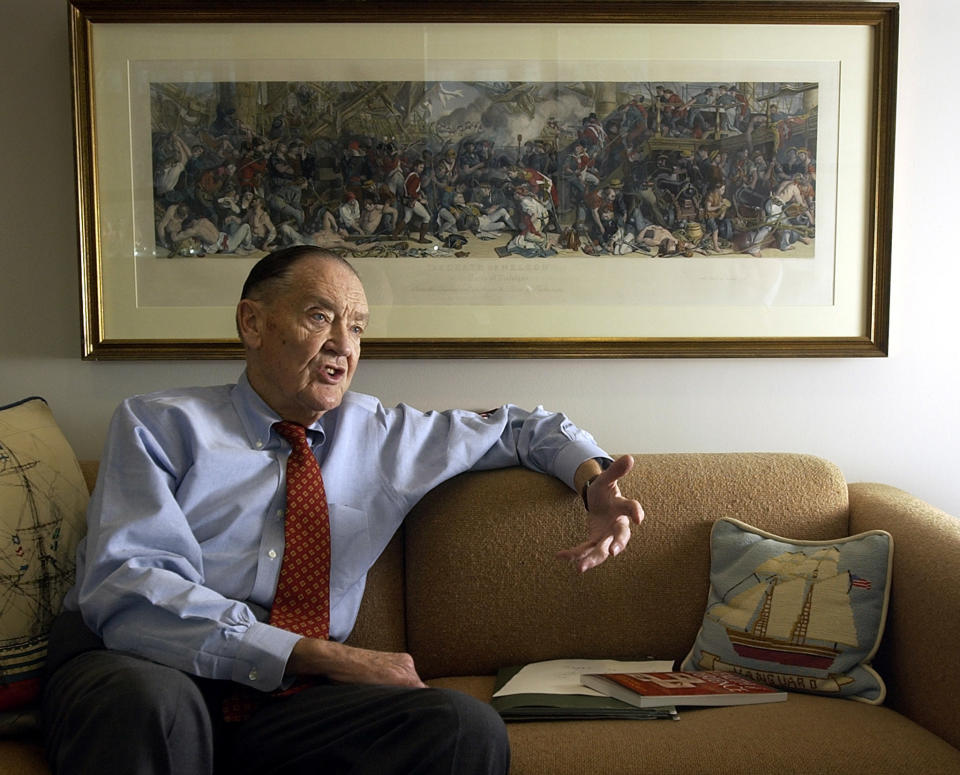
848, 483, 960, 751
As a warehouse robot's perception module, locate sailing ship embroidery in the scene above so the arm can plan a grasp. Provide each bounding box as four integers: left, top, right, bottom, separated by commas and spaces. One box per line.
707, 547, 865, 671
0, 435, 81, 692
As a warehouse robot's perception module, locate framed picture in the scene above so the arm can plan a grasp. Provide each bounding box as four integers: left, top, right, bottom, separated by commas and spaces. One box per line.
70, 0, 898, 359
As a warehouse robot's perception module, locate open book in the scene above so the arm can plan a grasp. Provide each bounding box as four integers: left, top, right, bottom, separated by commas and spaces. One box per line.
491, 658, 678, 721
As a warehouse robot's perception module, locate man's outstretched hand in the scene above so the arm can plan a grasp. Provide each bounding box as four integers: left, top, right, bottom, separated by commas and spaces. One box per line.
557, 455, 644, 573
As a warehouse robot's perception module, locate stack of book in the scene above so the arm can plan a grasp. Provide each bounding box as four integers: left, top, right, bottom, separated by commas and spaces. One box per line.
491, 659, 786, 722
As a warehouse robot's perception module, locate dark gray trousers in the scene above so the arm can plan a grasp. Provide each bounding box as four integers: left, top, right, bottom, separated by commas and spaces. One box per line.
41, 612, 510, 775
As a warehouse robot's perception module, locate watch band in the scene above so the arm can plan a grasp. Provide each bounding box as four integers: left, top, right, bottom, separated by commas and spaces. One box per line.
581, 475, 600, 510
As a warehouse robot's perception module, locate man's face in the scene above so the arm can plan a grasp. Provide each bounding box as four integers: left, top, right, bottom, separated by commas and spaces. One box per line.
242, 255, 368, 426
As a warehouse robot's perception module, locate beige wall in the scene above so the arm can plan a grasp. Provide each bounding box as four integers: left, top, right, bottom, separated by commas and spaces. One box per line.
2, 0, 958, 516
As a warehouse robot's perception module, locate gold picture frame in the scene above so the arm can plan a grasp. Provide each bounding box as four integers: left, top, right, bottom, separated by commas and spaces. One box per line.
70, 1, 897, 359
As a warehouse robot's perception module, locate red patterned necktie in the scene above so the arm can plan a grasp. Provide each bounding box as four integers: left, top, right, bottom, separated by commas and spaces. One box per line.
269, 421, 331, 640
222, 421, 331, 723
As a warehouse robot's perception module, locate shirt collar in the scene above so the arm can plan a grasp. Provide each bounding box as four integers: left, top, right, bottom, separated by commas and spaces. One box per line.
231, 370, 328, 450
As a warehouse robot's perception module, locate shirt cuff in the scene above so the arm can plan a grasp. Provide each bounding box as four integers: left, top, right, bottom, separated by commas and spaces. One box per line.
230, 620, 302, 691
553, 442, 611, 491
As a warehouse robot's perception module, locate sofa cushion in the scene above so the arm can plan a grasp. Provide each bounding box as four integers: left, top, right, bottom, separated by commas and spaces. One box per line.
0, 398, 87, 714
683, 517, 892, 703
428, 676, 960, 774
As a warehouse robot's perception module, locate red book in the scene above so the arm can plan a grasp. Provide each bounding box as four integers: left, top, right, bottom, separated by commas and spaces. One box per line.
580, 671, 788, 708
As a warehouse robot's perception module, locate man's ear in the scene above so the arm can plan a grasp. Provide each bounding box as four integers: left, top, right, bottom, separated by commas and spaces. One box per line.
236, 298, 264, 350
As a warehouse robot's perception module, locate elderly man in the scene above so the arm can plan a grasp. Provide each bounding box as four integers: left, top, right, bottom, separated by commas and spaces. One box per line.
41, 245, 644, 775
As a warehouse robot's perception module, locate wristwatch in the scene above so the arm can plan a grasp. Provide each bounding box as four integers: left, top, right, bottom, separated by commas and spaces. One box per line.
580, 457, 612, 510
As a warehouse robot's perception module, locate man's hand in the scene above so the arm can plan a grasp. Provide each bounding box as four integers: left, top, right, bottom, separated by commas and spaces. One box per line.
286, 637, 427, 688
557, 455, 644, 573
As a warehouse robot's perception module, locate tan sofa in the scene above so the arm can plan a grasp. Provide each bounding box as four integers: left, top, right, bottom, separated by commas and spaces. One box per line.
2, 454, 959, 774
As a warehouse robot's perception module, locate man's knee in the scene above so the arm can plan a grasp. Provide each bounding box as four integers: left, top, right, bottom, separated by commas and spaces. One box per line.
432, 688, 506, 735
423, 688, 510, 774
43, 651, 214, 775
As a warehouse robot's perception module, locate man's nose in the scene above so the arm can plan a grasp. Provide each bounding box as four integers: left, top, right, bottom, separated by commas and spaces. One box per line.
324, 321, 353, 356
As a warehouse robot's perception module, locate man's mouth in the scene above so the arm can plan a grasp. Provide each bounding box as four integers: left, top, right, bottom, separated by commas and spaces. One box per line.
320, 364, 346, 381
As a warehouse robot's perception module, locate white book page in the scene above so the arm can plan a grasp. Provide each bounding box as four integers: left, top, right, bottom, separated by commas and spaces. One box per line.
493, 658, 674, 698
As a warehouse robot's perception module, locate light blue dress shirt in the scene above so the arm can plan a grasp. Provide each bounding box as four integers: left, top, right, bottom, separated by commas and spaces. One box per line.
65, 371, 608, 693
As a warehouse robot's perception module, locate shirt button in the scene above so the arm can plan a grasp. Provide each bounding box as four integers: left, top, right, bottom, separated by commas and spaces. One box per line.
255, 440, 263, 449
248, 667, 258, 681
268, 549, 277, 560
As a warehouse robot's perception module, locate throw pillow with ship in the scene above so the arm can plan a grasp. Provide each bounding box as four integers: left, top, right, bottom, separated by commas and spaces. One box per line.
683, 518, 893, 704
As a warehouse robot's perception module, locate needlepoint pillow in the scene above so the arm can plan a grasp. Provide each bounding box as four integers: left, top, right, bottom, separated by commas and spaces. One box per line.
0, 397, 87, 714
682, 517, 893, 704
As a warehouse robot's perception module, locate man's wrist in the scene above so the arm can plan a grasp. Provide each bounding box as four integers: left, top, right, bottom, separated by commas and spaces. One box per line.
578, 457, 612, 510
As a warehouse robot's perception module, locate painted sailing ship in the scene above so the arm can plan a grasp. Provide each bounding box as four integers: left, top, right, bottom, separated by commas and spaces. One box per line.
707, 547, 861, 671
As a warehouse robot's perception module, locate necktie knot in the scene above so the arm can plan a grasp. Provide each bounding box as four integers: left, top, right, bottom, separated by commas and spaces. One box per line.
275, 421, 313, 461
275, 420, 307, 445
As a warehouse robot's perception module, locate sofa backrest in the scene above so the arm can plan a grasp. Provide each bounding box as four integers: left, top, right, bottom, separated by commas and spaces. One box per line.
80, 460, 99, 494
80, 453, 850, 679
402, 453, 849, 679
